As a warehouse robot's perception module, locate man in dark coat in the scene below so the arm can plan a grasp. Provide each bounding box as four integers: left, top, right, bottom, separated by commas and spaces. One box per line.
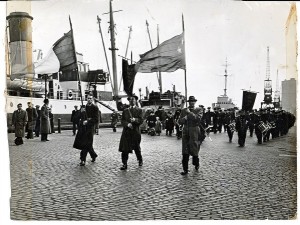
179, 96, 202, 175
71, 105, 81, 135
118, 95, 143, 170
12, 103, 28, 145
78, 95, 99, 166
40, 99, 51, 142
235, 110, 248, 147
165, 111, 175, 136
35, 105, 41, 137
25, 102, 37, 139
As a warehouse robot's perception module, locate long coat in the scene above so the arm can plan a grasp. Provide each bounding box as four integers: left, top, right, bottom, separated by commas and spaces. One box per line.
179, 107, 202, 156
73, 103, 99, 150
26, 107, 37, 131
40, 104, 50, 134
118, 106, 143, 154
12, 109, 28, 137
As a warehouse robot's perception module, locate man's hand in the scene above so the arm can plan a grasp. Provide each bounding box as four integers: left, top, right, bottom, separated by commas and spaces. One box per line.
128, 123, 133, 129
130, 118, 136, 122
83, 120, 88, 125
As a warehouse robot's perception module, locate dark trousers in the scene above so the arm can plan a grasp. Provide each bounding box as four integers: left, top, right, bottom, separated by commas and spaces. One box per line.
72, 122, 79, 135
238, 130, 247, 147
50, 119, 55, 133
26, 130, 34, 139
121, 149, 142, 165
255, 127, 262, 144
35, 122, 40, 137
227, 129, 234, 142
182, 154, 199, 172
80, 148, 97, 162
41, 133, 48, 141
248, 124, 254, 137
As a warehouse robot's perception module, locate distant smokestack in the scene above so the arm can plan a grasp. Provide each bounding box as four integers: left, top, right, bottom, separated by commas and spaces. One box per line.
6, 12, 34, 79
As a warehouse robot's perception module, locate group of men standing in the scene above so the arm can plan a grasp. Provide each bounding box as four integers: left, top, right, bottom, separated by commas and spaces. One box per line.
11, 99, 53, 145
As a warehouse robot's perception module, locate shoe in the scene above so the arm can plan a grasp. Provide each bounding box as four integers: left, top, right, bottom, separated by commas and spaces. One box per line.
139, 160, 143, 166
91, 155, 98, 162
46, 139, 50, 141
79, 161, 85, 166
195, 165, 199, 170
180, 171, 188, 175
120, 164, 127, 170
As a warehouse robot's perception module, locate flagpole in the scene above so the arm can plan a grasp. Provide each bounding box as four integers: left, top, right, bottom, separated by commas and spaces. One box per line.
157, 24, 162, 94
69, 15, 84, 107
182, 14, 187, 107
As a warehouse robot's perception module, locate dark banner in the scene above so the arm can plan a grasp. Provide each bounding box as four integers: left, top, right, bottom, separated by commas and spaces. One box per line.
122, 59, 137, 96
242, 91, 257, 111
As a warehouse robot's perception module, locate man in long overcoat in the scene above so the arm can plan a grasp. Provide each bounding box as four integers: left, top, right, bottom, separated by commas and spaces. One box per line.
12, 103, 28, 145
179, 96, 202, 175
78, 94, 99, 166
40, 99, 51, 141
26, 102, 37, 139
118, 95, 143, 170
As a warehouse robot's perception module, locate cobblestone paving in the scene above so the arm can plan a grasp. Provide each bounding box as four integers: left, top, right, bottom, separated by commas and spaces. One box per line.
8, 127, 297, 220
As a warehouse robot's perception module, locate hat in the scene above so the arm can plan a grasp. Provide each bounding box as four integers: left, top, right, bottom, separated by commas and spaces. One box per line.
35, 105, 40, 108
199, 105, 204, 108
207, 107, 211, 109
187, 96, 197, 102
127, 94, 138, 101
74, 105, 78, 108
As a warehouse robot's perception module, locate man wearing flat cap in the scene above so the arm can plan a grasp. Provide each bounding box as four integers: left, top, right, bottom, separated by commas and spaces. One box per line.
178, 96, 202, 175
118, 95, 143, 170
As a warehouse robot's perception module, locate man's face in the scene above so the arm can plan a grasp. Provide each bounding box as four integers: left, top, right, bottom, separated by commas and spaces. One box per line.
17, 105, 22, 110
87, 96, 93, 104
74, 106, 78, 110
27, 103, 32, 108
188, 101, 195, 107
129, 97, 136, 106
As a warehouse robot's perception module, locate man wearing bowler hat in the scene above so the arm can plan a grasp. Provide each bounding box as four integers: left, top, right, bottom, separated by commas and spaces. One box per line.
118, 94, 143, 170
178, 96, 202, 175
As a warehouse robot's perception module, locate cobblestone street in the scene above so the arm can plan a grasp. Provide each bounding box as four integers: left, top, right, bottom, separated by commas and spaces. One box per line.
8, 127, 297, 220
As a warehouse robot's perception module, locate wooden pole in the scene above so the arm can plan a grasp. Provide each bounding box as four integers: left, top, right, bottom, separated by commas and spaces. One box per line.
69, 16, 84, 106
182, 14, 187, 107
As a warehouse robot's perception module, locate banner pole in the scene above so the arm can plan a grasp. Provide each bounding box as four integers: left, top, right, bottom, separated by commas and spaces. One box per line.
182, 14, 187, 107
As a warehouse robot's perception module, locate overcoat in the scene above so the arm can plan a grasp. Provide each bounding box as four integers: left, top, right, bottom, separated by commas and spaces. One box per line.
40, 104, 51, 134
12, 109, 28, 137
179, 107, 202, 156
26, 107, 37, 131
73, 103, 99, 150
118, 106, 143, 154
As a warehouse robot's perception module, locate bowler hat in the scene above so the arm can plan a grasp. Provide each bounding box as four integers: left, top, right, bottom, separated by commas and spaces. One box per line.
187, 96, 197, 102
127, 94, 138, 101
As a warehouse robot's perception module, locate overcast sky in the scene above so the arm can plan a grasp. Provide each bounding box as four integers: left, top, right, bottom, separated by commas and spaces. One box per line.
6, 0, 293, 109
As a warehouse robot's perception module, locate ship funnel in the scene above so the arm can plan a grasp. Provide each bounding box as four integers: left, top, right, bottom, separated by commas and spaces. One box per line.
6, 12, 34, 80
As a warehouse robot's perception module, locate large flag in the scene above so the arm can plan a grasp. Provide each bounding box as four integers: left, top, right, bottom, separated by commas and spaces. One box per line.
135, 33, 185, 73
34, 30, 77, 74
122, 59, 137, 96
242, 91, 257, 111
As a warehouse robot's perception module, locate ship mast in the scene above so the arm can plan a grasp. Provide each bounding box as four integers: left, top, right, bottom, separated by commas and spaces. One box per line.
108, 0, 120, 103
223, 58, 229, 97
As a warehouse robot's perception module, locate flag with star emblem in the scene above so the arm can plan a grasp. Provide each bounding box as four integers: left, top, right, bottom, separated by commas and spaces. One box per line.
135, 33, 186, 73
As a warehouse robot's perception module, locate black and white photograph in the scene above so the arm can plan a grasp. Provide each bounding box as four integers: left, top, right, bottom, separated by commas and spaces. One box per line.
0, 0, 298, 222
